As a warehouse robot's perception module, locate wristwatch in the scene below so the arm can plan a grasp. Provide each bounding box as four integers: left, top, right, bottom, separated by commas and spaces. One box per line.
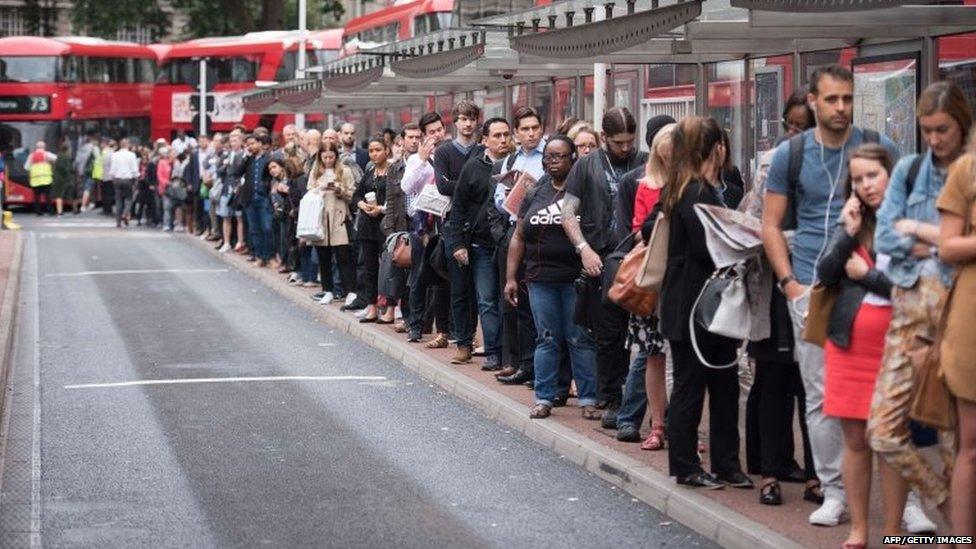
777, 274, 798, 293
575, 242, 590, 255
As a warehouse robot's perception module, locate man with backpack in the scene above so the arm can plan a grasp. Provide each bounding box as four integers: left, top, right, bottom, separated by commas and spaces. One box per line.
761, 64, 900, 527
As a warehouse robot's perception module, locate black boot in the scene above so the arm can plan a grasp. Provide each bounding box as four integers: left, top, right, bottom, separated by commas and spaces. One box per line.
497, 368, 533, 385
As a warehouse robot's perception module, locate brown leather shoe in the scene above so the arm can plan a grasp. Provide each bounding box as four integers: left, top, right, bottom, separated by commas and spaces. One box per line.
494, 366, 518, 378
450, 345, 473, 364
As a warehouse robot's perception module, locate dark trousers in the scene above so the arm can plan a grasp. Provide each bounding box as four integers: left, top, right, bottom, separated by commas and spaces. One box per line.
114, 179, 134, 224
595, 299, 630, 406
751, 359, 816, 479
498, 233, 536, 371
355, 239, 381, 304
33, 185, 51, 215
278, 218, 294, 267
316, 244, 354, 296
408, 233, 449, 334
667, 339, 742, 478
445, 243, 478, 347
100, 179, 114, 215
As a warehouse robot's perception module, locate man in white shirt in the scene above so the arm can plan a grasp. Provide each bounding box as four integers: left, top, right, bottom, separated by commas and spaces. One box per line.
171, 129, 198, 155
108, 138, 139, 228
403, 112, 448, 343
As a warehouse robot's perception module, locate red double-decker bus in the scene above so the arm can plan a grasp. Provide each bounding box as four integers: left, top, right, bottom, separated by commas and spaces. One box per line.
152, 29, 342, 140
341, 0, 454, 54
0, 36, 156, 206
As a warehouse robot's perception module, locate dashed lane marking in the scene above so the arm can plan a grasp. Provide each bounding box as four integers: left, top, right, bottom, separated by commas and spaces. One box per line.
63, 375, 388, 389
45, 268, 229, 278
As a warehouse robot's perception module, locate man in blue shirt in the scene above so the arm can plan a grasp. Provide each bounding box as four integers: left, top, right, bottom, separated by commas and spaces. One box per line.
762, 64, 899, 527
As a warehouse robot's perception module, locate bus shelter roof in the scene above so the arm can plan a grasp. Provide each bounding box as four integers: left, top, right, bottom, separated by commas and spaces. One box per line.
240, 0, 976, 114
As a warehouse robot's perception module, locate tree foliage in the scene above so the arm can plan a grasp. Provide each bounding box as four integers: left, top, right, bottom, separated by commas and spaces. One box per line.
66, 0, 344, 42
71, 0, 169, 41
170, 0, 345, 39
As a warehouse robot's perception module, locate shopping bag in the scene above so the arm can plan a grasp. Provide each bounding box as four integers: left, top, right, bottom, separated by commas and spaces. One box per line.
296, 192, 326, 242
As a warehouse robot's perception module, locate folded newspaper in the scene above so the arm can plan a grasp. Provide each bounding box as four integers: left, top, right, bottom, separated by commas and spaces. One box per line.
502, 170, 538, 217
414, 184, 451, 218
693, 203, 763, 268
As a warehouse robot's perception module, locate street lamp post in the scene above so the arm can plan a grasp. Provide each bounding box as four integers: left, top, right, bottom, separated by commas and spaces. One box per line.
295, 0, 308, 129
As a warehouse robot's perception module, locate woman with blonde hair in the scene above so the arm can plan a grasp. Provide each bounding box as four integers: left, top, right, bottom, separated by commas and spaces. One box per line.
615, 123, 675, 449
871, 80, 972, 528
307, 141, 357, 305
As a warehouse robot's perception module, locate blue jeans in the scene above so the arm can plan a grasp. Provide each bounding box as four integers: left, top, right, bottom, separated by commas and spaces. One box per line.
616, 349, 649, 429
244, 197, 274, 261
527, 282, 598, 406
470, 245, 501, 359
299, 246, 317, 283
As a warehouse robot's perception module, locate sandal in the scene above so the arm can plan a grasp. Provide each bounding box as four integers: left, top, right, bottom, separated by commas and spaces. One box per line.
581, 405, 601, 420
803, 480, 824, 504
530, 404, 552, 419
425, 333, 449, 349
759, 479, 782, 506
641, 425, 666, 451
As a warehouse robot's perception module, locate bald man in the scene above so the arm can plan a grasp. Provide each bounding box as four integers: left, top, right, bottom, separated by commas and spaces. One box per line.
339, 122, 368, 172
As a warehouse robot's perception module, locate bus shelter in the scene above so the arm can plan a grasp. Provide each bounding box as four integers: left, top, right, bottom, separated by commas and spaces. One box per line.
241, 0, 976, 178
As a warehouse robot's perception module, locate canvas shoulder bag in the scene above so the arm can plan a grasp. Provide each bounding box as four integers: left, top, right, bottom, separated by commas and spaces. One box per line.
635, 212, 669, 290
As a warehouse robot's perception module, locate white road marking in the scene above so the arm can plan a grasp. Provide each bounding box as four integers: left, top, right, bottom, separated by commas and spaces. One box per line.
64, 375, 387, 389
45, 268, 228, 278
40, 222, 117, 228
29, 232, 42, 549
317, 342, 335, 347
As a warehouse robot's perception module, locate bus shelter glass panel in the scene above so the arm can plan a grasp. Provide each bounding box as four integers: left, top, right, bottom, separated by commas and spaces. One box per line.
707, 61, 748, 177
510, 84, 529, 117
435, 95, 453, 124
553, 78, 577, 130
643, 64, 696, 151
475, 88, 505, 120
800, 48, 858, 84
613, 69, 639, 116
750, 55, 793, 159
939, 32, 976, 101
583, 76, 594, 124
532, 81, 554, 133
853, 54, 918, 157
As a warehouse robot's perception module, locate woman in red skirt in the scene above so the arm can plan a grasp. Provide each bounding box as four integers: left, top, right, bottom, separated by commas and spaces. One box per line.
817, 144, 900, 549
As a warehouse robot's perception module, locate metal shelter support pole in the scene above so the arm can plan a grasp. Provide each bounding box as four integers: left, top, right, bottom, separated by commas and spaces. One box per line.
295, 0, 308, 130
199, 59, 207, 137
694, 62, 706, 117
593, 64, 607, 129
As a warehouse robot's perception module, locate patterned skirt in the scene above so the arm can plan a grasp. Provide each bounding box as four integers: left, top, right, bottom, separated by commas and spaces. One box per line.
626, 314, 666, 356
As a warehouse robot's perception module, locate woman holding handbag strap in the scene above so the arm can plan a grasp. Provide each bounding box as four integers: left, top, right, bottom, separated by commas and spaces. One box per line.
658, 116, 750, 490
936, 148, 976, 538
817, 145, 907, 548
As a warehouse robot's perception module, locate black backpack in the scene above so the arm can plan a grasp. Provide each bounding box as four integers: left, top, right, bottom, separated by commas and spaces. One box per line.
784, 128, 879, 230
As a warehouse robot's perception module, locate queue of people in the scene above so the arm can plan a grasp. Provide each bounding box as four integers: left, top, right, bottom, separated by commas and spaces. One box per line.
49, 62, 975, 543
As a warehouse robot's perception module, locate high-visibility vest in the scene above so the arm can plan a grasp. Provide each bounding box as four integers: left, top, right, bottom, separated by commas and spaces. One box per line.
91, 148, 103, 181
28, 153, 52, 188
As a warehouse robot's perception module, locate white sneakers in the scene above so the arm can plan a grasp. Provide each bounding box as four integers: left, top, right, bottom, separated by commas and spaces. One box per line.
218, 243, 231, 253
319, 292, 334, 305
809, 498, 847, 526
344, 292, 357, 306
903, 494, 937, 533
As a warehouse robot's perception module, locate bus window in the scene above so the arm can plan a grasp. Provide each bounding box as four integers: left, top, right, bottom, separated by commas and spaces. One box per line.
157, 56, 258, 84
0, 121, 62, 185
0, 56, 58, 83
414, 13, 453, 35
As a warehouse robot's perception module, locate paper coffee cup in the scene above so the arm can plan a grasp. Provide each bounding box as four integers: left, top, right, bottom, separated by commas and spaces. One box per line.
365, 191, 377, 204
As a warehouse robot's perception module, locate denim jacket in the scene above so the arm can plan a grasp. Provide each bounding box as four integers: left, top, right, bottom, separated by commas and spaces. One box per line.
875, 151, 954, 288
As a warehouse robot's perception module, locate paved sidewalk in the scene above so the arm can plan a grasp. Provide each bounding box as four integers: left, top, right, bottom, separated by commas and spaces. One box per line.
0, 231, 23, 413
184, 235, 915, 549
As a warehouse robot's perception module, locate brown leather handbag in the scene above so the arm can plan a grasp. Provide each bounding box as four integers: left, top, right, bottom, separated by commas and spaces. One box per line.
391, 233, 411, 268
909, 282, 957, 431
608, 240, 658, 317
802, 282, 839, 347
